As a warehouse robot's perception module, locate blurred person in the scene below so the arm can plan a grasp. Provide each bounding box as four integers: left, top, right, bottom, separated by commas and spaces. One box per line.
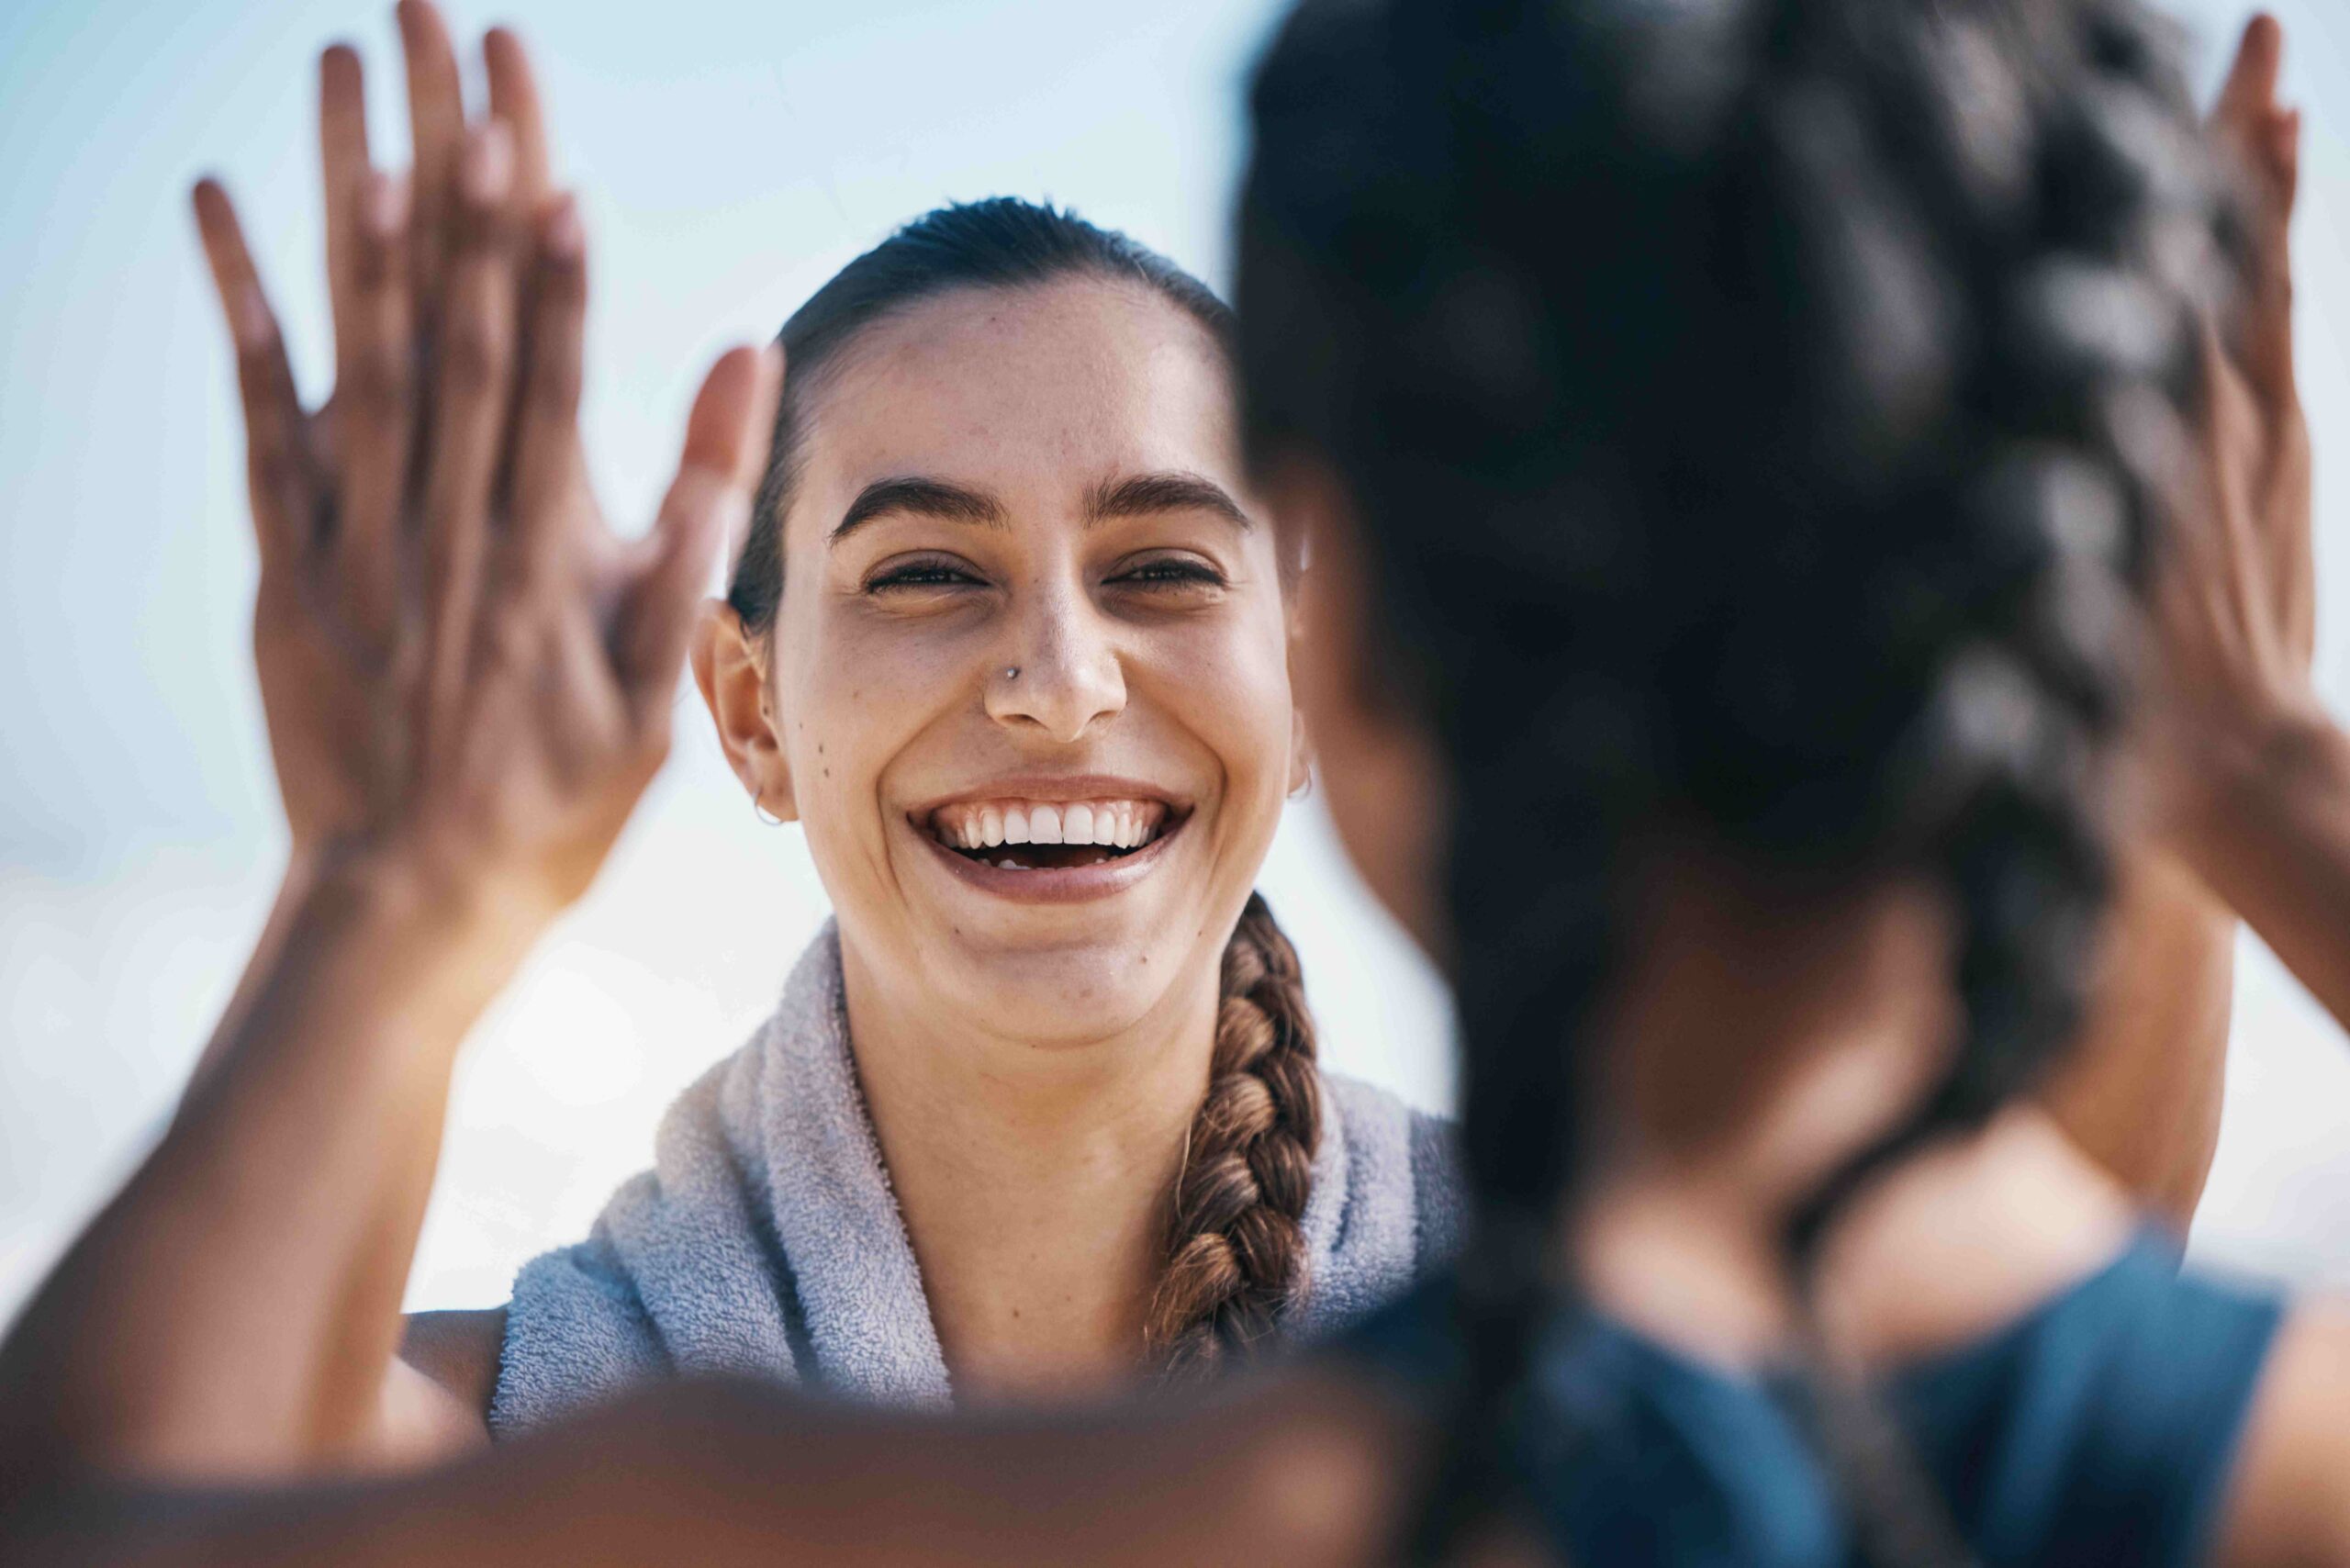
11, 3, 2350, 1566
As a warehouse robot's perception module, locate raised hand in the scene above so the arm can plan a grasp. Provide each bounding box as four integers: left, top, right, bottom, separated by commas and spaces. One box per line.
0, 17, 778, 1484
195, 15, 778, 923
2148, 12, 2311, 818
195, 1, 562, 854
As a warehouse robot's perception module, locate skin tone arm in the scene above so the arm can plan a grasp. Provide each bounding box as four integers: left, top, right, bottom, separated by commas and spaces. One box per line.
2104, 20, 2350, 1564
0, 1371, 1409, 1568
0, 11, 780, 1487
2032, 17, 2311, 1229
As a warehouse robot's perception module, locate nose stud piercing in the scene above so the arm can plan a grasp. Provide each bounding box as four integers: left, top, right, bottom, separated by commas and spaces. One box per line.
1003, 666, 1021, 681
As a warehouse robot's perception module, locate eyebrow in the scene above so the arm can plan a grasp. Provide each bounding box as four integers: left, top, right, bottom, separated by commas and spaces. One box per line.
831, 476, 1009, 544
1085, 471, 1253, 531
828, 469, 1253, 546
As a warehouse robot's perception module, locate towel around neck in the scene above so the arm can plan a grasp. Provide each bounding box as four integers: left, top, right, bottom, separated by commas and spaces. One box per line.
490, 923, 1463, 1433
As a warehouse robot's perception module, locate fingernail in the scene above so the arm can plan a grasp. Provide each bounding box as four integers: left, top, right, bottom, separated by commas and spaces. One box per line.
543, 195, 582, 263
462, 121, 513, 204
364, 170, 406, 241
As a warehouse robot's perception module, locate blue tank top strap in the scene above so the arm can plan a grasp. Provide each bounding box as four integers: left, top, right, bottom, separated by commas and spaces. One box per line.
1335, 1226, 2286, 1568
1881, 1227, 2285, 1568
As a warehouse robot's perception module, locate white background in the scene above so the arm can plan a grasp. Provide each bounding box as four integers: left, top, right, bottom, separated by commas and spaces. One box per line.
1, 0, 2345, 1323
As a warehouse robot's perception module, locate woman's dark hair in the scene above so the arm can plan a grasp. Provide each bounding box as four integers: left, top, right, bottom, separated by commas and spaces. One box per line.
726, 197, 1233, 637
1237, 0, 2221, 1558
727, 198, 1321, 1378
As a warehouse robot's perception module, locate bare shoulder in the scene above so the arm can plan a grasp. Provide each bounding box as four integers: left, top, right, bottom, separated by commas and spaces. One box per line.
399, 1308, 508, 1415
2213, 1298, 2350, 1568
1818, 1105, 2139, 1368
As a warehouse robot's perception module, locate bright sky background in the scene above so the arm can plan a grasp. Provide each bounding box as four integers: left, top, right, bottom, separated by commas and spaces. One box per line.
3, 0, 2348, 1323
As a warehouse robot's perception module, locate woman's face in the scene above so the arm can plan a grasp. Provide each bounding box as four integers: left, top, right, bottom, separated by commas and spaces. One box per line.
735, 279, 1301, 1044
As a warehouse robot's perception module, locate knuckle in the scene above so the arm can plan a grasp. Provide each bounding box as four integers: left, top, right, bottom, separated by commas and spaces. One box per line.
248, 441, 302, 499
439, 319, 510, 394
532, 348, 584, 417
487, 610, 541, 674
342, 345, 411, 417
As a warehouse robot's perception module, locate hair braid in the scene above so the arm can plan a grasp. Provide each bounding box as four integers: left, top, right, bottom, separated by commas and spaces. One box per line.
1237, 0, 2227, 1561
1147, 891, 1325, 1377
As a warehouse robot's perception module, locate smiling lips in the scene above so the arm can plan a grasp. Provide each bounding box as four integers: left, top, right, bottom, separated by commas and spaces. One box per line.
925, 798, 1171, 871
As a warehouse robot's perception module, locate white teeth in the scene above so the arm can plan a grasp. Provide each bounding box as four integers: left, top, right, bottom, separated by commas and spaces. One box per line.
929, 798, 1174, 855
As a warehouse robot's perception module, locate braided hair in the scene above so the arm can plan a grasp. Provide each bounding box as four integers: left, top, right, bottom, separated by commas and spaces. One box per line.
726, 200, 1323, 1378
1236, 0, 2224, 1558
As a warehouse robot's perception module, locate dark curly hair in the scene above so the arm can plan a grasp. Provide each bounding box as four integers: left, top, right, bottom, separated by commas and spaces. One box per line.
1236, 0, 2224, 1558
726, 198, 1323, 1380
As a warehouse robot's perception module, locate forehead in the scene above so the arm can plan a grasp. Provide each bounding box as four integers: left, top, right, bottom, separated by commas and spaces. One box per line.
790, 277, 1237, 522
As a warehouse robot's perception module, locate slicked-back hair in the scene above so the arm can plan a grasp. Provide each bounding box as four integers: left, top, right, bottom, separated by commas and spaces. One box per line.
728, 198, 1322, 1380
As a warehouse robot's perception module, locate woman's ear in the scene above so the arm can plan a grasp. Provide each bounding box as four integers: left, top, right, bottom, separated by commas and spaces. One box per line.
691, 599, 798, 822
1288, 698, 1315, 798
1266, 453, 1452, 964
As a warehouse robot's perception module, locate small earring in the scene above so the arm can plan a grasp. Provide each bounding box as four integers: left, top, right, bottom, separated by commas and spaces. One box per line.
1289, 764, 1314, 801
753, 791, 785, 827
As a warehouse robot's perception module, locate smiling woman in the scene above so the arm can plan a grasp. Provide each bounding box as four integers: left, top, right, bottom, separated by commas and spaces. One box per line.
0, 10, 1459, 1485
476, 196, 1466, 1425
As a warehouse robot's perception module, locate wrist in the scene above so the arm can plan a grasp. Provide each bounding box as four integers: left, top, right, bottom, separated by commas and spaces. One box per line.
298, 840, 555, 996
2170, 690, 2346, 876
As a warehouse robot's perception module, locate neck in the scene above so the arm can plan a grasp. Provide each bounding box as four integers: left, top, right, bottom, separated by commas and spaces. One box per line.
1572, 863, 1959, 1365
838, 932, 1221, 1405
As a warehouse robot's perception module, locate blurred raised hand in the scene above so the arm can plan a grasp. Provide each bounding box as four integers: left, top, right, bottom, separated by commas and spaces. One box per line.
2035, 13, 2307, 1225
194, 1, 777, 918
2149, 11, 2312, 812
0, 12, 777, 1486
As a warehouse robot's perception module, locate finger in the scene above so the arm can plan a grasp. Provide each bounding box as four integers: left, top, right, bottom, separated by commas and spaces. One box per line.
485, 28, 557, 514
319, 45, 375, 402
193, 179, 314, 571
2241, 103, 2300, 410
419, 121, 521, 747
484, 28, 554, 220
339, 171, 417, 644
616, 344, 783, 724
506, 196, 588, 584
2206, 17, 2298, 411
397, 0, 466, 327
2209, 14, 2281, 140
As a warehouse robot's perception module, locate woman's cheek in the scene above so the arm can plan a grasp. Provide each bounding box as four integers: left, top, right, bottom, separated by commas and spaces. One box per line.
1166, 614, 1296, 804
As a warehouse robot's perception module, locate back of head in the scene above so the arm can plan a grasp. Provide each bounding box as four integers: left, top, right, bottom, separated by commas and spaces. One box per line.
1237, 0, 2223, 1554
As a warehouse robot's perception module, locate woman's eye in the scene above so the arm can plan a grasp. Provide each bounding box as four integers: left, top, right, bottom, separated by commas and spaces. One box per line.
866, 561, 984, 593
1111, 557, 1227, 590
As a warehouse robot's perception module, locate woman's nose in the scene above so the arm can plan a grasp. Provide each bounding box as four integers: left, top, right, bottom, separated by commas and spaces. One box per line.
986, 597, 1126, 744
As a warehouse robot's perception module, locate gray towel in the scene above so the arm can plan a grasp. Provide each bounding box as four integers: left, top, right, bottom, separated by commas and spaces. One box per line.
490, 923, 1462, 1434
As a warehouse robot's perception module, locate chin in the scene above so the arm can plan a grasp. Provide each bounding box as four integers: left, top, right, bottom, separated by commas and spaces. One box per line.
930, 935, 1181, 1050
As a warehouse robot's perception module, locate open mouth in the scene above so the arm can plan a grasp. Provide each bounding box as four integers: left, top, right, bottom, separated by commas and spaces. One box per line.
922, 798, 1177, 872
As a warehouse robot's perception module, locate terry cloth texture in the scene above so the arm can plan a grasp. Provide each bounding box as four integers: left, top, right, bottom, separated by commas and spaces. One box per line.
490, 923, 1465, 1433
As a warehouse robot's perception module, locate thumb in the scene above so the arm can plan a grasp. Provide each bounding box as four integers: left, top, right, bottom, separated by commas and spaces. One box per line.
617, 342, 785, 725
